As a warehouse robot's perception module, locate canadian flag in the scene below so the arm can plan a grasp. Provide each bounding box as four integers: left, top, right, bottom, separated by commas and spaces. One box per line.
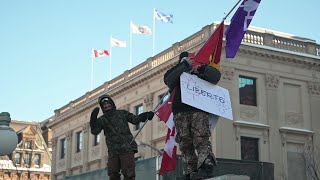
155, 89, 177, 175
93, 49, 109, 58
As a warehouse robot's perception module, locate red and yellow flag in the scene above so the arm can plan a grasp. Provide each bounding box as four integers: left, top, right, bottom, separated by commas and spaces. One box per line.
193, 22, 224, 70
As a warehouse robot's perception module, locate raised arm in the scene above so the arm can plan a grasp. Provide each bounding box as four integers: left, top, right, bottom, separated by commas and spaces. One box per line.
164, 60, 192, 89
90, 107, 103, 135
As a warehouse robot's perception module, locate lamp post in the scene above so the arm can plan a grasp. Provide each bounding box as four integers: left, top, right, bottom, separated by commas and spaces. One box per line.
0, 112, 18, 156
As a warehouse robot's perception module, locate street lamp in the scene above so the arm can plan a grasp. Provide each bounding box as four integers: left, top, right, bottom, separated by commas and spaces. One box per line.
0, 112, 18, 156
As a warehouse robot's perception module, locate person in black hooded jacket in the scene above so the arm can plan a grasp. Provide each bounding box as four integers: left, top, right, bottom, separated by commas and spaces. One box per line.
164, 51, 221, 180
90, 94, 154, 180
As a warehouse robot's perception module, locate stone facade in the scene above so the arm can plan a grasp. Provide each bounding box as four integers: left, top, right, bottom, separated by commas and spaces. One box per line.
47, 23, 320, 180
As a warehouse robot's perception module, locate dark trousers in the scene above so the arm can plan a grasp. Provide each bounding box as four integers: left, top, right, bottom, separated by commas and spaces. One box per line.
107, 151, 135, 180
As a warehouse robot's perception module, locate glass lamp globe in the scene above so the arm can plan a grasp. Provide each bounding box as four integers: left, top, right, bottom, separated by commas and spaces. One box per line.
0, 112, 18, 156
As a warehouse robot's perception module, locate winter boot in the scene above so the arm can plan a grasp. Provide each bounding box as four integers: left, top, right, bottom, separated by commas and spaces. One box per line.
190, 156, 216, 179
189, 165, 214, 179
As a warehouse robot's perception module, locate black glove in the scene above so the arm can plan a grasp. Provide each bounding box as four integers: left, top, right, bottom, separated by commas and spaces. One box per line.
196, 64, 207, 74
90, 107, 100, 126
139, 111, 155, 122
146, 111, 154, 120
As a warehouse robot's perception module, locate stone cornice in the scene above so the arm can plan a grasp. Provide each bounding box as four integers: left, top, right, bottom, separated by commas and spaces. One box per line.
48, 61, 175, 128
239, 44, 320, 71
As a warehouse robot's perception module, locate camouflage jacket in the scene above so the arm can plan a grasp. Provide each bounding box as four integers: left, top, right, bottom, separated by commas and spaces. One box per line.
90, 109, 146, 156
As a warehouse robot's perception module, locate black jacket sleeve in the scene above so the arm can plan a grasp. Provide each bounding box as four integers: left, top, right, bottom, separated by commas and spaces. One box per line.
164, 61, 191, 90
126, 111, 155, 125
90, 107, 103, 135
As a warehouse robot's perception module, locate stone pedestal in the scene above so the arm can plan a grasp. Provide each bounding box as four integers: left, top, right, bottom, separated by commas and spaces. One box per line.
208, 175, 250, 180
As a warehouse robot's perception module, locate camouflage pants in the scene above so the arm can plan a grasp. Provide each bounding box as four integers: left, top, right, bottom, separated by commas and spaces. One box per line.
174, 111, 215, 175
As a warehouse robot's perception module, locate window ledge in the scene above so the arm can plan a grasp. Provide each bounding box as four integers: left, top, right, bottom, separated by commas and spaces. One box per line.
234, 121, 270, 129
279, 127, 314, 135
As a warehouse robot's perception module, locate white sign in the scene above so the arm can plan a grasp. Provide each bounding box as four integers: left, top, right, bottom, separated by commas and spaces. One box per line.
180, 72, 233, 120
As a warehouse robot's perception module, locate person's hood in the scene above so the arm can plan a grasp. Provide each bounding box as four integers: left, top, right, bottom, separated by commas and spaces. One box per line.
98, 94, 116, 113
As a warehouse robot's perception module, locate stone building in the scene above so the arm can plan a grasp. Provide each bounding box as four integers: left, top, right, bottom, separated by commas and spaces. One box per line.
0, 121, 51, 180
47, 23, 320, 180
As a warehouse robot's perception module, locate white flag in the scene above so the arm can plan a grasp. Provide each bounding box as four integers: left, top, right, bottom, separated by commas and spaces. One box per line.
131, 22, 152, 35
111, 37, 126, 47
154, 9, 173, 23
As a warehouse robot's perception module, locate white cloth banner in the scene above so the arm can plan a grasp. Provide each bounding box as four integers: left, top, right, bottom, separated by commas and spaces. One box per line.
131, 22, 152, 35
180, 72, 233, 120
111, 37, 126, 47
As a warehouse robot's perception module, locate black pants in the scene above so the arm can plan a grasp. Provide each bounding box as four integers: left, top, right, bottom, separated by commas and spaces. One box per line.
107, 151, 135, 180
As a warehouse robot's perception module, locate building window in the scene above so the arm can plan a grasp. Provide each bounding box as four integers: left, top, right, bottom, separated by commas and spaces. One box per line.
60, 138, 66, 159
158, 93, 169, 104
24, 141, 32, 149
239, 76, 257, 106
34, 154, 41, 166
15, 153, 21, 164
76, 131, 83, 153
241, 136, 259, 161
135, 104, 144, 130
94, 134, 100, 146
25, 153, 31, 165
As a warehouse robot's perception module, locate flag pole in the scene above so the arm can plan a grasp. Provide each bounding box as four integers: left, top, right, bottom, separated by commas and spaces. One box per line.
222, 0, 242, 22
194, 0, 242, 61
91, 49, 94, 91
109, 35, 112, 81
131, 90, 170, 144
152, 8, 156, 56
130, 21, 133, 69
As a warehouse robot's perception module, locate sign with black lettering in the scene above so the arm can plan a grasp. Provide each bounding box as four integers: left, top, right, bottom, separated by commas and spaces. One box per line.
180, 72, 233, 120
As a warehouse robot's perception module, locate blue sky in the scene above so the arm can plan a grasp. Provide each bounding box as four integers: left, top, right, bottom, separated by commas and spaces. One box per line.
1, 0, 319, 122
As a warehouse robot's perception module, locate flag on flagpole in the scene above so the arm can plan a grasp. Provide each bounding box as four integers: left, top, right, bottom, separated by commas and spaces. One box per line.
193, 23, 224, 70
225, 0, 261, 58
131, 22, 152, 35
155, 89, 177, 175
93, 49, 109, 58
111, 37, 127, 48
154, 9, 173, 23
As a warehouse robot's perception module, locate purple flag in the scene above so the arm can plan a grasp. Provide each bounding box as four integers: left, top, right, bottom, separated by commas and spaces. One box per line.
225, 0, 261, 58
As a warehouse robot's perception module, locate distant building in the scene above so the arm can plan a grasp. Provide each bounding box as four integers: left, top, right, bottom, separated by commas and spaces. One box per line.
47, 23, 320, 180
0, 121, 51, 180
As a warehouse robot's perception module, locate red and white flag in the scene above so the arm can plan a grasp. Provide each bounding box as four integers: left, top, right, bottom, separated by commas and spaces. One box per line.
93, 49, 109, 58
155, 89, 177, 175
111, 37, 126, 48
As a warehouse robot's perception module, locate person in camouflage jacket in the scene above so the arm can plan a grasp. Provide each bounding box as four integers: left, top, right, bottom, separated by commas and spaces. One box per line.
164, 51, 221, 180
90, 94, 154, 180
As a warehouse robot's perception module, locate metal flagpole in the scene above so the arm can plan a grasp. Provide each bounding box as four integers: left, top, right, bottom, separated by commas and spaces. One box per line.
152, 8, 156, 56
193, 0, 242, 67
91, 48, 94, 91
109, 35, 112, 81
222, 0, 242, 22
131, 90, 170, 143
130, 21, 133, 69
